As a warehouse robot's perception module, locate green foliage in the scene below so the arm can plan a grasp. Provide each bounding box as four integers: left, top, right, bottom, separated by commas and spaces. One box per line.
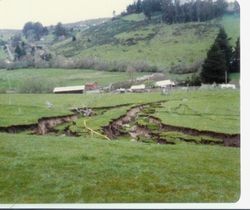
49, 15, 239, 73
126, 0, 230, 24
201, 43, 227, 84
54, 22, 68, 38
230, 37, 240, 73
215, 27, 232, 68
184, 74, 202, 86
23, 22, 48, 41
201, 28, 231, 84
14, 45, 26, 59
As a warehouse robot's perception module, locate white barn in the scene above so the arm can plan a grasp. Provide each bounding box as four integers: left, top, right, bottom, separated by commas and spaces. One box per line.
155, 80, 175, 88
129, 84, 146, 92
53, 85, 85, 94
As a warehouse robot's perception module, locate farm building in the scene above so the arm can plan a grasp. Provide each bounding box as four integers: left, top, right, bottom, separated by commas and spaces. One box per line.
155, 80, 175, 88
85, 82, 98, 91
129, 84, 146, 93
53, 85, 85, 94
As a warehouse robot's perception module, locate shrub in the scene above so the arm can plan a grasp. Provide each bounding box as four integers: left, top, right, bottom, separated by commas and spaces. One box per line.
18, 78, 55, 93
184, 74, 202, 86
170, 60, 203, 74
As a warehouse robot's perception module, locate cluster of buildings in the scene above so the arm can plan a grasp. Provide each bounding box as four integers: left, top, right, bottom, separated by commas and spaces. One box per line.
53, 79, 176, 94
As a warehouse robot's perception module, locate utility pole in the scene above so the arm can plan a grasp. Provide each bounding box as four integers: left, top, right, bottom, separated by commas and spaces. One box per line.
225, 70, 228, 84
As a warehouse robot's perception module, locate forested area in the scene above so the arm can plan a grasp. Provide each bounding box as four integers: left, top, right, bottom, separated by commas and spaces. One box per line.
125, 0, 239, 23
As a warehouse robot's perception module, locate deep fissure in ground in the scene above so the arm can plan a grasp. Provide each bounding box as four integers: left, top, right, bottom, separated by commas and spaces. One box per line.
0, 101, 240, 147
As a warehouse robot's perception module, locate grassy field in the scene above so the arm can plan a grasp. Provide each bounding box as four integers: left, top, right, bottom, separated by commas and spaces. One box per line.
51, 14, 240, 70
0, 89, 240, 133
0, 133, 240, 203
0, 89, 240, 203
0, 68, 145, 92
154, 90, 240, 134
0, 92, 164, 126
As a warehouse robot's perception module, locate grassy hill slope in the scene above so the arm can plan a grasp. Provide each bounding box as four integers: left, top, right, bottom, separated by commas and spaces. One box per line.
51, 14, 240, 71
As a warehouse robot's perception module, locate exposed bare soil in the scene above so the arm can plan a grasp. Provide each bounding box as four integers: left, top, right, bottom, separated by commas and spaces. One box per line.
0, 114, 79, 135
102, 103, 240, 147
0, 101, 240, 147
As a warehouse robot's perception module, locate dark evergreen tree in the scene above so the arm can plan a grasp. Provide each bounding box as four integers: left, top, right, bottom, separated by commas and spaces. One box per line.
125, 0, 229, 24
230, 37, 240, 72
14, 45, 26, 60
54, 22, 67, 37
72, 35, 76, 42
161, 0, 175, 24
136, 0, 142, 13
215, 27, 232, 69
142, 0, 153, 20
200, 42, 228, 84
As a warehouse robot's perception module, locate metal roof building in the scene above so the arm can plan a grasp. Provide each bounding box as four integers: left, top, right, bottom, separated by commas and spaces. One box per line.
155, 80, 175, 88
53, 85, 85, 94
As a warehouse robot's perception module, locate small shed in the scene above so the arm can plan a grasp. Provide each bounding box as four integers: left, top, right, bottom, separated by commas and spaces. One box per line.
53, 85, 85, 94
85, 82, 98, 91
155, 80, 175, 88
129, 84, 146, 93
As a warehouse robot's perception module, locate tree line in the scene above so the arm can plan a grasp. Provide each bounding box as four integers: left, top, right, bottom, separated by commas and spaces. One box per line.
22, 22, 70, 42
125, 0, 239, 24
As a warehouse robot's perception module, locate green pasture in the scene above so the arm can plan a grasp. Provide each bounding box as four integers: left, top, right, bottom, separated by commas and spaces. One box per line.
0, 92, 164, 127
154, 89, 240, 134
0, 68, 144, 92
0, 89, 240, 203
0, 90, 240, 135
0, 133, 240, 203
52, 14, 239, 70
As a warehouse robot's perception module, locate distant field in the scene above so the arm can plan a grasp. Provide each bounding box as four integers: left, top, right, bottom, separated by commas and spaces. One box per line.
0, 68, 145, 92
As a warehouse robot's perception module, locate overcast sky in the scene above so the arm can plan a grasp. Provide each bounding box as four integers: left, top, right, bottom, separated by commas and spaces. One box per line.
0, 0, 134, 29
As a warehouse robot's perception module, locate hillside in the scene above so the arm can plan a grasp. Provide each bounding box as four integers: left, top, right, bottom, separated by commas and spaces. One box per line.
0, 13, 240, 77
50, 14, 240, 71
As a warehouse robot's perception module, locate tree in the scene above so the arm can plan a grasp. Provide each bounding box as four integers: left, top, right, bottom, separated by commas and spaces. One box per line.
201, 42, 228, 84
14, 45, 26, 60
215, 27, 232, 68
161, 0, 175, 24
72, 35, 76, 42
230, 37, 240, 73
22, 21, 46, 41
142, 0, 153, 20
54, 22, 67, 37
200, 27, 232, 84
136, 0, 142, 13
